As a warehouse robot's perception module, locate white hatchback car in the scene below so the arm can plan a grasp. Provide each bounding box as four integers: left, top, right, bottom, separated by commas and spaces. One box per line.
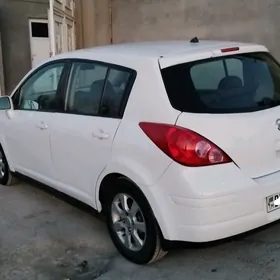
1, 38, 280, 264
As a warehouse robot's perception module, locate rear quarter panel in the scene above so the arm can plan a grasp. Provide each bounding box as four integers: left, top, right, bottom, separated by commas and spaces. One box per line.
95, 58, 181, 209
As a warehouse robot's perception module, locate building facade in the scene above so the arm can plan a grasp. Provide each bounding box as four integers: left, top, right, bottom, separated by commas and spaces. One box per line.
1, 0, 280, 94
0, 0, 49, 94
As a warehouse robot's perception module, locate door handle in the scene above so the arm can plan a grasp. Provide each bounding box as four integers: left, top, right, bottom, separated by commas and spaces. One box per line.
92, 130, 109, 140
37, 121, 48, 130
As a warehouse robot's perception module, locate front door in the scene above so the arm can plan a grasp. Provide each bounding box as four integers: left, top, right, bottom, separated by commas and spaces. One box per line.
6, 61, 68, 180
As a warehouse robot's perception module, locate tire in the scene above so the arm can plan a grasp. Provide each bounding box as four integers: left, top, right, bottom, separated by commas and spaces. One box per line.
104, 177, 168, 264
0, 146, 15, 186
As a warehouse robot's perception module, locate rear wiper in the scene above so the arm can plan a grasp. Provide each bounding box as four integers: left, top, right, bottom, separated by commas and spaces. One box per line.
256, 97, 280, 107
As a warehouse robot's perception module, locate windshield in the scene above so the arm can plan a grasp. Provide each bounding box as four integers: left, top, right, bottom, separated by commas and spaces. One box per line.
161, 52, 280, 113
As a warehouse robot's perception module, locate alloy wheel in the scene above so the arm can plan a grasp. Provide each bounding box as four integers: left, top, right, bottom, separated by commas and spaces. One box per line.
111, 193, 147, 252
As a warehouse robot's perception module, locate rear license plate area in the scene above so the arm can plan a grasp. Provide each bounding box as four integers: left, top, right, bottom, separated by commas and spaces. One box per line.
267, 194, 280, 213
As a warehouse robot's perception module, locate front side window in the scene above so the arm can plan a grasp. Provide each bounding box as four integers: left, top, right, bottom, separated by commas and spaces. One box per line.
161, 52, 280, 113
66, 61, 108, 116
13, 62, 65, 111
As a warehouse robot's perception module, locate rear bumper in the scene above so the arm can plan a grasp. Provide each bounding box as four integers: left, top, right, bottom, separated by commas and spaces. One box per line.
175, 211, 266, 243
145, 162, 280, 242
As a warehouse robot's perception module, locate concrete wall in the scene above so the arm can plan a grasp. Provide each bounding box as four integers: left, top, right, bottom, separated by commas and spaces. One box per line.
0, 0, 49, 94
111, 0, 280, 57
75, 0, 112, 49
77, 0, 280, 59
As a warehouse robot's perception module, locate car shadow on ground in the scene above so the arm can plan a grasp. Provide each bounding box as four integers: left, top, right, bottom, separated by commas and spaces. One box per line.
15, 172, 104, 221
15, 172, 280, 251
3, 174, 280, 280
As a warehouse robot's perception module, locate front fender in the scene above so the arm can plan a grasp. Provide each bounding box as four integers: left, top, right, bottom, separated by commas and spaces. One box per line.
0, 134, 15, 172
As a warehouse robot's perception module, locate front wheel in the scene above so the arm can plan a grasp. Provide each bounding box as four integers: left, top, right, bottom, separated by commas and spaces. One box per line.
104, 178, 167, 264
0, 147, 15, 186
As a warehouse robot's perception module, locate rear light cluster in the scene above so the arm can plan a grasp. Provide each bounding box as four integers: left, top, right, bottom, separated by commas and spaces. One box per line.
139, 122, 232, 167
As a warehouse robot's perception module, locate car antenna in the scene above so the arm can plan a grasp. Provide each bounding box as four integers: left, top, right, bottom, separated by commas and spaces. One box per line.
190, 37, 199, 43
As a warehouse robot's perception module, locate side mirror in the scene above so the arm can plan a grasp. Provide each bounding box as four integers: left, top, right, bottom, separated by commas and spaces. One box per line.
0, 96, 13, 110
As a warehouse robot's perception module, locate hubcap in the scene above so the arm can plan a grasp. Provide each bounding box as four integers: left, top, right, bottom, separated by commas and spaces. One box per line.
111, 193, 147, 252
0, 151, 5, 179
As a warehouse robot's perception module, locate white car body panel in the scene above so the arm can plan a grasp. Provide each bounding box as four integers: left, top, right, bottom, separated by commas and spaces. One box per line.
147, 161, 280, 242
48, 113, 121, 205
0, 112, 15, 172
159, 42, 268, 68
176, 107, 280, 179
3, 111, 54, 178
1, 40, 280, 245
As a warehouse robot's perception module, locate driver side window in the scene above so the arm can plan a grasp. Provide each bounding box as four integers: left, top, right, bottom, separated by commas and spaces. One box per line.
13, 62, 66, 111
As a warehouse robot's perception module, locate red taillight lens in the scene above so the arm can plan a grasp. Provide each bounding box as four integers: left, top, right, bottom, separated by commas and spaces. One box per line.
139, 122, 232, 167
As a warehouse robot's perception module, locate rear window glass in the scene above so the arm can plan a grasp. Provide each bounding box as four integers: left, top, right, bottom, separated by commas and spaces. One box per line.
161, 52, 280, 113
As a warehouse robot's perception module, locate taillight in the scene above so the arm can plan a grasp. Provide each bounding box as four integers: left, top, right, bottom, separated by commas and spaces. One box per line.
139, 122, 232, 167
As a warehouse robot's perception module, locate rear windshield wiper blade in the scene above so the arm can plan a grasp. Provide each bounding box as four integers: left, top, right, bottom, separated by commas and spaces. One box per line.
256, 97, 280, 107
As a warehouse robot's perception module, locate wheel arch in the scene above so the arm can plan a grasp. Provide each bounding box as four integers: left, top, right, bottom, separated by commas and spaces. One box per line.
98, 172, 141, 212
0, 136, 15, 172
97, 171, 170, 242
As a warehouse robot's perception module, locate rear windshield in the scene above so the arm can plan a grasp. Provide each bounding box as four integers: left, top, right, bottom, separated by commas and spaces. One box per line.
161, 52, 280, 113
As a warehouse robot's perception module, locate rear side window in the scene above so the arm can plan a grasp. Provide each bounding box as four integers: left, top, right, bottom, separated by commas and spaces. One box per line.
100, 68, 131, 118
66, 62, 108, 116
161, 52, 280, 113
66, 61, 136, 118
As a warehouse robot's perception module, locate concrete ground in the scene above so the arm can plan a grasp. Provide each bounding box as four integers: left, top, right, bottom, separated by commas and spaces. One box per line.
1, 179, 280, 280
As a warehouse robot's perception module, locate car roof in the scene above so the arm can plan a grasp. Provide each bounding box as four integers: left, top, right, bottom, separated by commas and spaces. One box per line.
54, 40, 267, 60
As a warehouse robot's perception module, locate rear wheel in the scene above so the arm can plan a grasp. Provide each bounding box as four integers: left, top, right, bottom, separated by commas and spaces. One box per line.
104, 177, 167, 264
0, 147, 15, 186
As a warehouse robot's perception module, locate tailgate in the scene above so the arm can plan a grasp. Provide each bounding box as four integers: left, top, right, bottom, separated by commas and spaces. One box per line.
176, 109, 280, 178
160, 48, 280, 179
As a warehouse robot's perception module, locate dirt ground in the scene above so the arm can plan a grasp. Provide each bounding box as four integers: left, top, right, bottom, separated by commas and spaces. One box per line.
1, 179, 280, 280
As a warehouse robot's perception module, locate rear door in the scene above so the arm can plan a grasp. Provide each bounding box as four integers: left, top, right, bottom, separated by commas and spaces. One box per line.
160, 51, 280, 179
48, 60, 135, 205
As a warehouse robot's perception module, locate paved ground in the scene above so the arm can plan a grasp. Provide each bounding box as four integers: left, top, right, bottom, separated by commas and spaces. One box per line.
1, 179, 280, 280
